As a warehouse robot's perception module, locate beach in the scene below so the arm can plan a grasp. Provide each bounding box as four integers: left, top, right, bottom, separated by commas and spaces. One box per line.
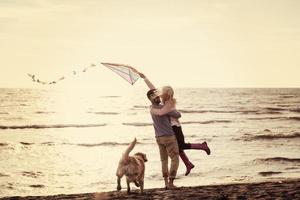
2, 178, 300, 200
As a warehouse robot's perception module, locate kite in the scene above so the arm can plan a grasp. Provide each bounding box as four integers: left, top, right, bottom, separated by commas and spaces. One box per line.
101, 62, 140, 85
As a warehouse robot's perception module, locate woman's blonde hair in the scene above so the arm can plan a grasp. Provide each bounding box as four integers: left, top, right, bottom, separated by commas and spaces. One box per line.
161, 86, 176, 106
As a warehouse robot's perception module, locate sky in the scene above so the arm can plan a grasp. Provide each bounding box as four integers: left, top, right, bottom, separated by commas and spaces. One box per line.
0, 0, 300, 89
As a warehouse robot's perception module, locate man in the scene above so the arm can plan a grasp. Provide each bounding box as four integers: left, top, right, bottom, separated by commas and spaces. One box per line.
138, 72, 180, 189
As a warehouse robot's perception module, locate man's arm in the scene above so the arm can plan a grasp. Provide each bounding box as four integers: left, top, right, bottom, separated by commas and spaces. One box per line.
167, 110, 181, 119
150, 104, 175, 116
138, 72, 156, 90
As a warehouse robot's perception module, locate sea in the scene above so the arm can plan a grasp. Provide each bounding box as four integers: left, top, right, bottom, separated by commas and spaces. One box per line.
0, 88, 299, 197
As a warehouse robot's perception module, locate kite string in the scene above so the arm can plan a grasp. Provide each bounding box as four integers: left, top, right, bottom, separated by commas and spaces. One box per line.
27, 63, 97, 85
28, 62, 141, 85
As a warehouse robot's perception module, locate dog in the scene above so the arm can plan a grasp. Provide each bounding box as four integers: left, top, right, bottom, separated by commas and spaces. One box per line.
116, 138, 147, 194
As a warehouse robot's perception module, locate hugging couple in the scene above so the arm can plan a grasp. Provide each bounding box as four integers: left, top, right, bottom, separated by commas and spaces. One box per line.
136, 69, 211, 189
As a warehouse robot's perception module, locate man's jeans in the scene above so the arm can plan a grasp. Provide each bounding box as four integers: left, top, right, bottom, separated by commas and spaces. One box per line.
156, 135, 179, 179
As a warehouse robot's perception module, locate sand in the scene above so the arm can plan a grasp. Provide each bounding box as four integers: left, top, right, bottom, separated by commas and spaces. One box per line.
1, 179, 300, 200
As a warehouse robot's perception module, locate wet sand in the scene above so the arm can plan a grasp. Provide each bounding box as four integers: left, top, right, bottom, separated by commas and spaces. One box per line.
2, 179, 300, 200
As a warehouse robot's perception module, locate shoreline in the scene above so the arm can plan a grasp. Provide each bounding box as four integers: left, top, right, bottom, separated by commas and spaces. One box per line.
2, 178, 300, 200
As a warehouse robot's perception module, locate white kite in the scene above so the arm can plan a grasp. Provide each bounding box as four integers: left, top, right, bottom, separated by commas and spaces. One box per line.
101, 62, 140, 85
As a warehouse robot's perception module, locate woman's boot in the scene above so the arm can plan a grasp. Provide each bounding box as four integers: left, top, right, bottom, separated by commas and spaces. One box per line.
190, 141, 211, 155
179, 151, 194, 176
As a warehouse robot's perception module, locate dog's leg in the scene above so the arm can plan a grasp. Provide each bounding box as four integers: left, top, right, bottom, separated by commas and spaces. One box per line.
116, 169, 124, 191
139, 180, 144, 194
126, 178, 131, 194
117, 177, 122, 191
134, 180, 140, 187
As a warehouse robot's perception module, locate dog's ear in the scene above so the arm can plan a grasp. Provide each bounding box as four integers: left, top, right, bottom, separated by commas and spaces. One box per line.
142, 153, 148, 162
135, 152, 148, 162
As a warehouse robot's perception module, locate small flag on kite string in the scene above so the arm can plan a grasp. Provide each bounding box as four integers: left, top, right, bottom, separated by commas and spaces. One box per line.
101, 62, 140, 85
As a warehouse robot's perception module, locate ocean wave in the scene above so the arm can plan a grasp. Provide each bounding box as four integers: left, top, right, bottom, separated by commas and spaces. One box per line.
247, 117, 283, 120
35, 111, 56, 114
4, 117, 24, 121
41, 142, 55, 146
122, 122, 152, 127
61, 141, 144, 147
264, 107, 286, 111
188, 134, 199, 138
76, 142, 136, 147
247, 132, 300, 141
6, 183, 14, 190
0, 112, 9, 115
290, 108, 300, 113
257, 132, 300, 140
280, 95, 296, 99
277, 104, 291, 108
131, 107, 286, 115
258, 171, 282, 177
247, 116, 300, 121
29, 184, 45, 188
182, 120, 232, 125
241, 110, 261, 114
255, 157, 300, 164
289, 117, 300, 121
100, 96, 120, 98
56, 173, 70, 177
178, 109, 208, 113
285, 167, 298, 170
123, 120, 231, 126
20, 142, 34, 145
178, 109, 275, 115
0, 143, 14, 150
131, 105, 149, 110
238, 131, 300, 141
87, 111, 119, 115
4, 141, 146, 148
22, 171, 43, 178
0, 172, 10, 177
258, 111, 282, 115
178, 109, 239, 114
0, 123, 107, 129
133, 105, 148, 108
0, 143, 9, 146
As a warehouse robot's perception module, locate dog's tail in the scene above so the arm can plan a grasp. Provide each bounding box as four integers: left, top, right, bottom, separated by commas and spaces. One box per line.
123, 138, 137, 160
